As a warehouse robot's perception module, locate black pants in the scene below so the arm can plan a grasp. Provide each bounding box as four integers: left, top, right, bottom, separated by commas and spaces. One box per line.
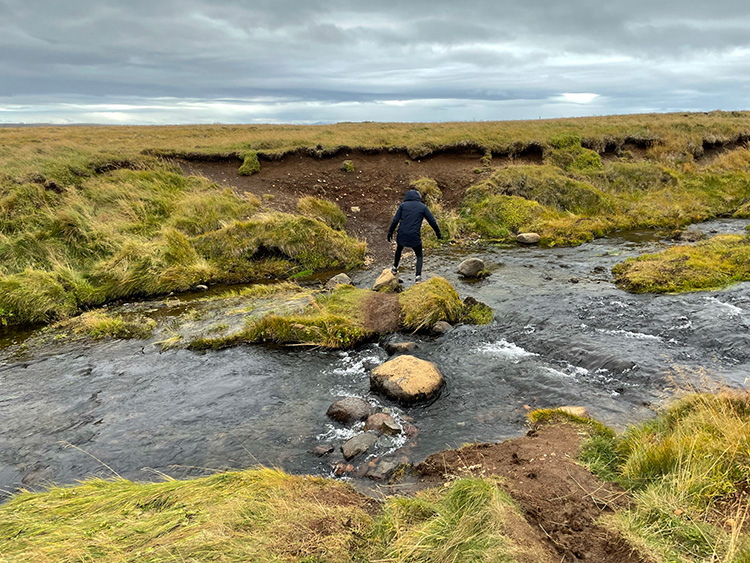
393, 244, 423, 276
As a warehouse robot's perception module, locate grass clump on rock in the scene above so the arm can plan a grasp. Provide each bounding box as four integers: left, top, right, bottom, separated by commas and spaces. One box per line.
399, 277, 464, 331
340, 159, 355, 172
237, 150, 260, 175
612, 234, 750, 293
296, 196, 347, 230
577, 391, 750, 563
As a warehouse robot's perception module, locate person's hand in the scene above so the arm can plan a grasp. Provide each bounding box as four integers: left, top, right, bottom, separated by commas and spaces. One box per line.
436, 231, 443, 240
387, 234, 392, 242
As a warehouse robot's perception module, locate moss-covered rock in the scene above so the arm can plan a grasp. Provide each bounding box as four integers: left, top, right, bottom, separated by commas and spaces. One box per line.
399, 277, 464, 331
613, 234, 750, 293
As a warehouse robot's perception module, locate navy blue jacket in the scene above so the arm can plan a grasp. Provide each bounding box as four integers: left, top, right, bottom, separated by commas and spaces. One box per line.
388, 190, 441, 247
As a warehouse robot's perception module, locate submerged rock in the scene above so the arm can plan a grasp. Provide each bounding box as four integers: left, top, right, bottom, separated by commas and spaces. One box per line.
458, 258, 485, 277
325, 273, 352, 291
384, 339, 418, 356
326, 397, 373, 424
432, 321, 453, 335
365, 413, 401, 435
312, 444, 335, 457
373, 268, 399, 292
370, 355, 444, 403
341, 432, 378, 460
517, 232, 541, 245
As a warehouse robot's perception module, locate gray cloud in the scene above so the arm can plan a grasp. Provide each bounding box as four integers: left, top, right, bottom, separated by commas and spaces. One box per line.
0, 0, 748, 123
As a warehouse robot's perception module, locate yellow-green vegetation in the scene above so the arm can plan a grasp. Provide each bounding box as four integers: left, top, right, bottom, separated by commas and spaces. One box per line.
399, 277, 464, 331
296, 196, 347, 230
340, 159, 355, 172
460, 141, 750, 246
0, 467, 374, 563
613, 234, 750, 293
57, 311, 156, 340
190, 277, 491, 349
371, 477, 530, 562
544, 133, 603, 172
0, 150, 365, 327
238, 151, 261, 175
578, 391, 750, 562
410, 177, 442, 206
4, 111, 743, 161
0, 467, 545, 563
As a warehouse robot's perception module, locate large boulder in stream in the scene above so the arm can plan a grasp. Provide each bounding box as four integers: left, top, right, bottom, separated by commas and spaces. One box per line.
326, 397, 373, 424
370, 355, 444, 403
457, 258, 485, 278
325, 273, 352, 291
517, 232, 541, 245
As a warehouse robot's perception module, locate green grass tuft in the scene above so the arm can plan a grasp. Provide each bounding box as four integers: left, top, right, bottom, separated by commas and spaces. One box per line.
238, 151, 261, 175
296, 196, 347, 230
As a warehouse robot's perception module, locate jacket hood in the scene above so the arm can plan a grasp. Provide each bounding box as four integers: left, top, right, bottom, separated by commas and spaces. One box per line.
403, 189, 421, 202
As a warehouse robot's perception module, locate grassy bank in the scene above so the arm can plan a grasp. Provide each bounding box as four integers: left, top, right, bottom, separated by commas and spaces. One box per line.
2, 112, 749, 163
612, 233, 750, 293
0, 156, 365, 326
4, 392, 747, 562
579, 391, 750, 562
3, 112, 750, 323
457, 137, 750, 247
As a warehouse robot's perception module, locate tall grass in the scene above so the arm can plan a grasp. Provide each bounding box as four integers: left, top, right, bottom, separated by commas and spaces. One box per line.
580, 391, 750, 562
0, 468, 374, 563
0, 160, 364, 326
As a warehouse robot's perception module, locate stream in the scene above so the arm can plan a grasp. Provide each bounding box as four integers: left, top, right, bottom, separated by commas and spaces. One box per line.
1, 219, 749, 499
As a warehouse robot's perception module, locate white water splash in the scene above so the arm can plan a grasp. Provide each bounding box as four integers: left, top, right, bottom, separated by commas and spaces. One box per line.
705, 296, 744, 316
595, 328, 662, 341
475, 339, 538, 362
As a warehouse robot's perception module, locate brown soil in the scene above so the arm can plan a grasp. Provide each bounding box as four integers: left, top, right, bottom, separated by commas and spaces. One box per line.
181, 151, 509, 265
361, 292, 401, 334
417, 423, 652, 563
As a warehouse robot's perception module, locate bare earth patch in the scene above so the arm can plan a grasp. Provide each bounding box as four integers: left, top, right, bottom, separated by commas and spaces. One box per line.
417, 423, 653, 563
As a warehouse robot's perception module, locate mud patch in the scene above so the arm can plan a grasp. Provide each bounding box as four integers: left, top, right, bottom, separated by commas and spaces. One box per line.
417, 423, 651, 562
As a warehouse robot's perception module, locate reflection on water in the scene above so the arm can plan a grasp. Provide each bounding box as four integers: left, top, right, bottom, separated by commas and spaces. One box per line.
1, 219, 749, 497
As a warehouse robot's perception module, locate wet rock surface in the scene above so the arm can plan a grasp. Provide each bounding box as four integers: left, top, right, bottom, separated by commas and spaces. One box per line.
341, 432, 378, 460
370, 355, 445, 403
326, 397, 373, 424
458, 257, 485, 277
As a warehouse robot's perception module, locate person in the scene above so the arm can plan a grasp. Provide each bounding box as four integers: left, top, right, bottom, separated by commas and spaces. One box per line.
387, 189, 442, 282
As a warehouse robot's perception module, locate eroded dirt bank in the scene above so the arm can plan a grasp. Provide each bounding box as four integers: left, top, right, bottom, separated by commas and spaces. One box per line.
417, 422, 649, 562
180, 151, 499, 264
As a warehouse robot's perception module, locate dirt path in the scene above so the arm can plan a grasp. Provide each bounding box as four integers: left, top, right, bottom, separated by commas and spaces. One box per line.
417, 423, 651, 563
180, 151, 504, 265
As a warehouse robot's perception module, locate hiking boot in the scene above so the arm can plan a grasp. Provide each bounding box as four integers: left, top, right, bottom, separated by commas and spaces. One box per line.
390, 266, 398, 275
415, 275, 422, 283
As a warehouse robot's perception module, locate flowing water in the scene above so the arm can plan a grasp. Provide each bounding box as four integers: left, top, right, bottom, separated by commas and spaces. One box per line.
2, 219, 749, 498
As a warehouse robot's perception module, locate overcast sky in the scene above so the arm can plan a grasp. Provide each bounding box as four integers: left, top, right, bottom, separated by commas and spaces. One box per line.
1, 0, 748, 124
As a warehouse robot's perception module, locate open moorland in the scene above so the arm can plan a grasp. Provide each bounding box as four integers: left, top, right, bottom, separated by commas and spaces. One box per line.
2, 112, 750, 562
